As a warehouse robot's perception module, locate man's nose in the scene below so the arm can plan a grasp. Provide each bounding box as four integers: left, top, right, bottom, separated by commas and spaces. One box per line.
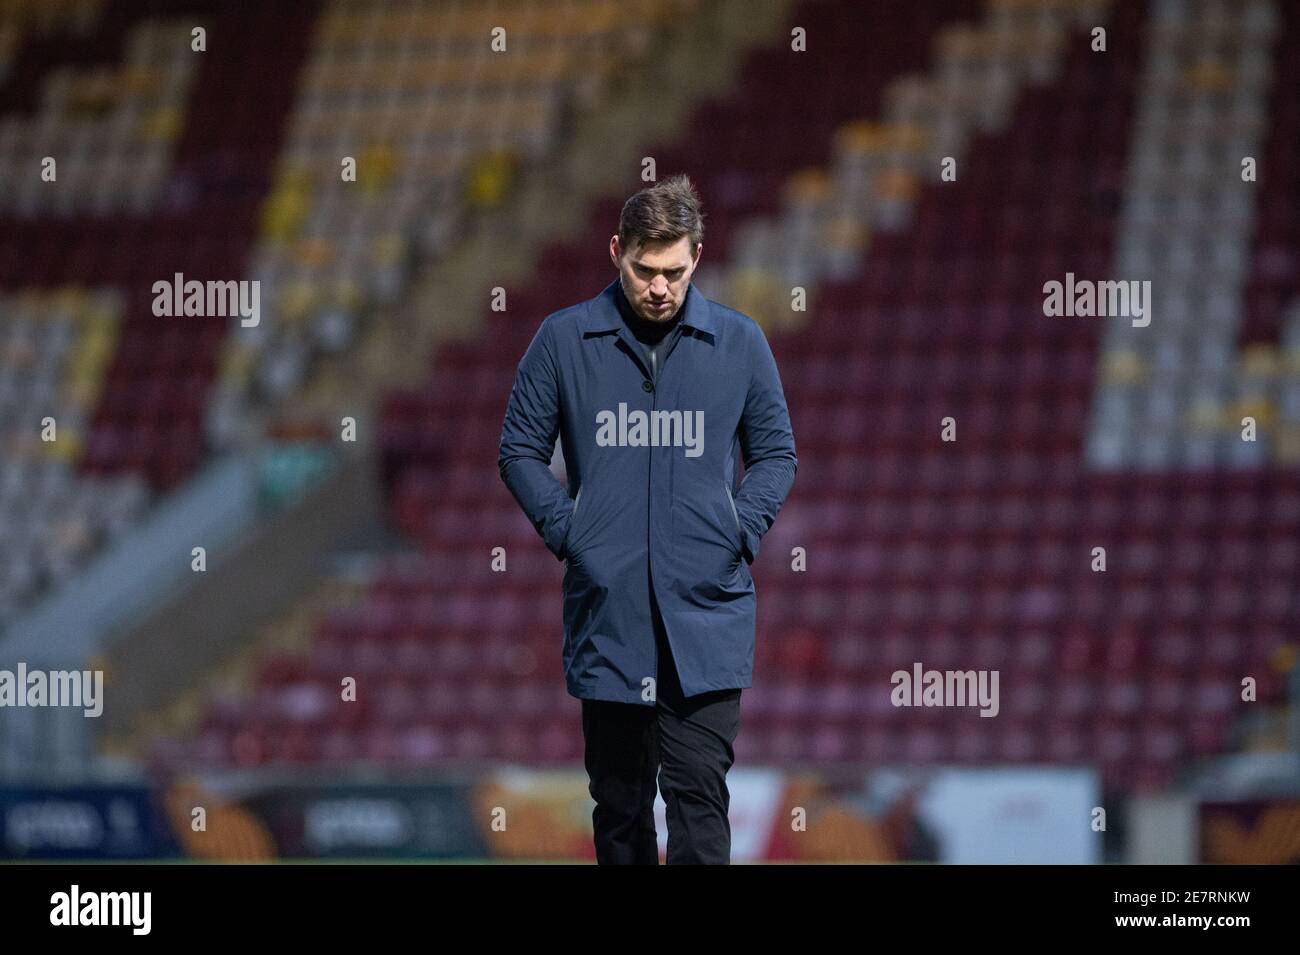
650, 277, 669, 296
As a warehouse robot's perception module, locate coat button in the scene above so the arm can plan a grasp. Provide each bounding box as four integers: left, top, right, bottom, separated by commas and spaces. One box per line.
642, 380, 653, 392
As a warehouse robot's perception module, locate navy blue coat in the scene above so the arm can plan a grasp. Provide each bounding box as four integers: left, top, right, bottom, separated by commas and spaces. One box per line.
498, 279, 797, 704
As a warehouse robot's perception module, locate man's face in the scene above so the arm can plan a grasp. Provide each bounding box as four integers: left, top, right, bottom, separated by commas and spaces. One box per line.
610, 234, 701, 323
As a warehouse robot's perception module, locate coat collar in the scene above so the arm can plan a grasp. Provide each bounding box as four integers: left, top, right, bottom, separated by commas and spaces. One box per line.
581, 278, 716, 338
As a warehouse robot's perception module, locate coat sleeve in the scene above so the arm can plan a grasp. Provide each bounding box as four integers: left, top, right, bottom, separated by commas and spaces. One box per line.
498, 318, 574, 561
733, 321, 797, 564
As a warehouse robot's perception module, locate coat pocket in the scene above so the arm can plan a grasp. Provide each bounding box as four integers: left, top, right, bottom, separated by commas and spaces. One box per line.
561, 485, 583, 559
723, 481, 744, 557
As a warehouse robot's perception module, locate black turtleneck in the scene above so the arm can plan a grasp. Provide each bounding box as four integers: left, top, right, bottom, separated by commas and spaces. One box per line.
615, 281, 683, 384
615, 282, 682, 347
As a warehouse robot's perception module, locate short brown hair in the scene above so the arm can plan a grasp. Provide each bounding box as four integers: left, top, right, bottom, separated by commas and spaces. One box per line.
617, 174, 705, 257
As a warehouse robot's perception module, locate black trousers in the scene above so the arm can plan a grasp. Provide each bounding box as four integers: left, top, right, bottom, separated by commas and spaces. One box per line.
580, 599, 742, 865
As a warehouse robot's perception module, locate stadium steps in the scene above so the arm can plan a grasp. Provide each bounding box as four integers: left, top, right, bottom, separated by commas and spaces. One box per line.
268, 0, 795, 426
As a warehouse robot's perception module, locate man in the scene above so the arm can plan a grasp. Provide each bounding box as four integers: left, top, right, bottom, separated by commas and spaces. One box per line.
498, 175, 797, 864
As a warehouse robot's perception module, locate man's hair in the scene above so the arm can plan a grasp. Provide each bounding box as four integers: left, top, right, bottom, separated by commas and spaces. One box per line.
617, 174, 705, 257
